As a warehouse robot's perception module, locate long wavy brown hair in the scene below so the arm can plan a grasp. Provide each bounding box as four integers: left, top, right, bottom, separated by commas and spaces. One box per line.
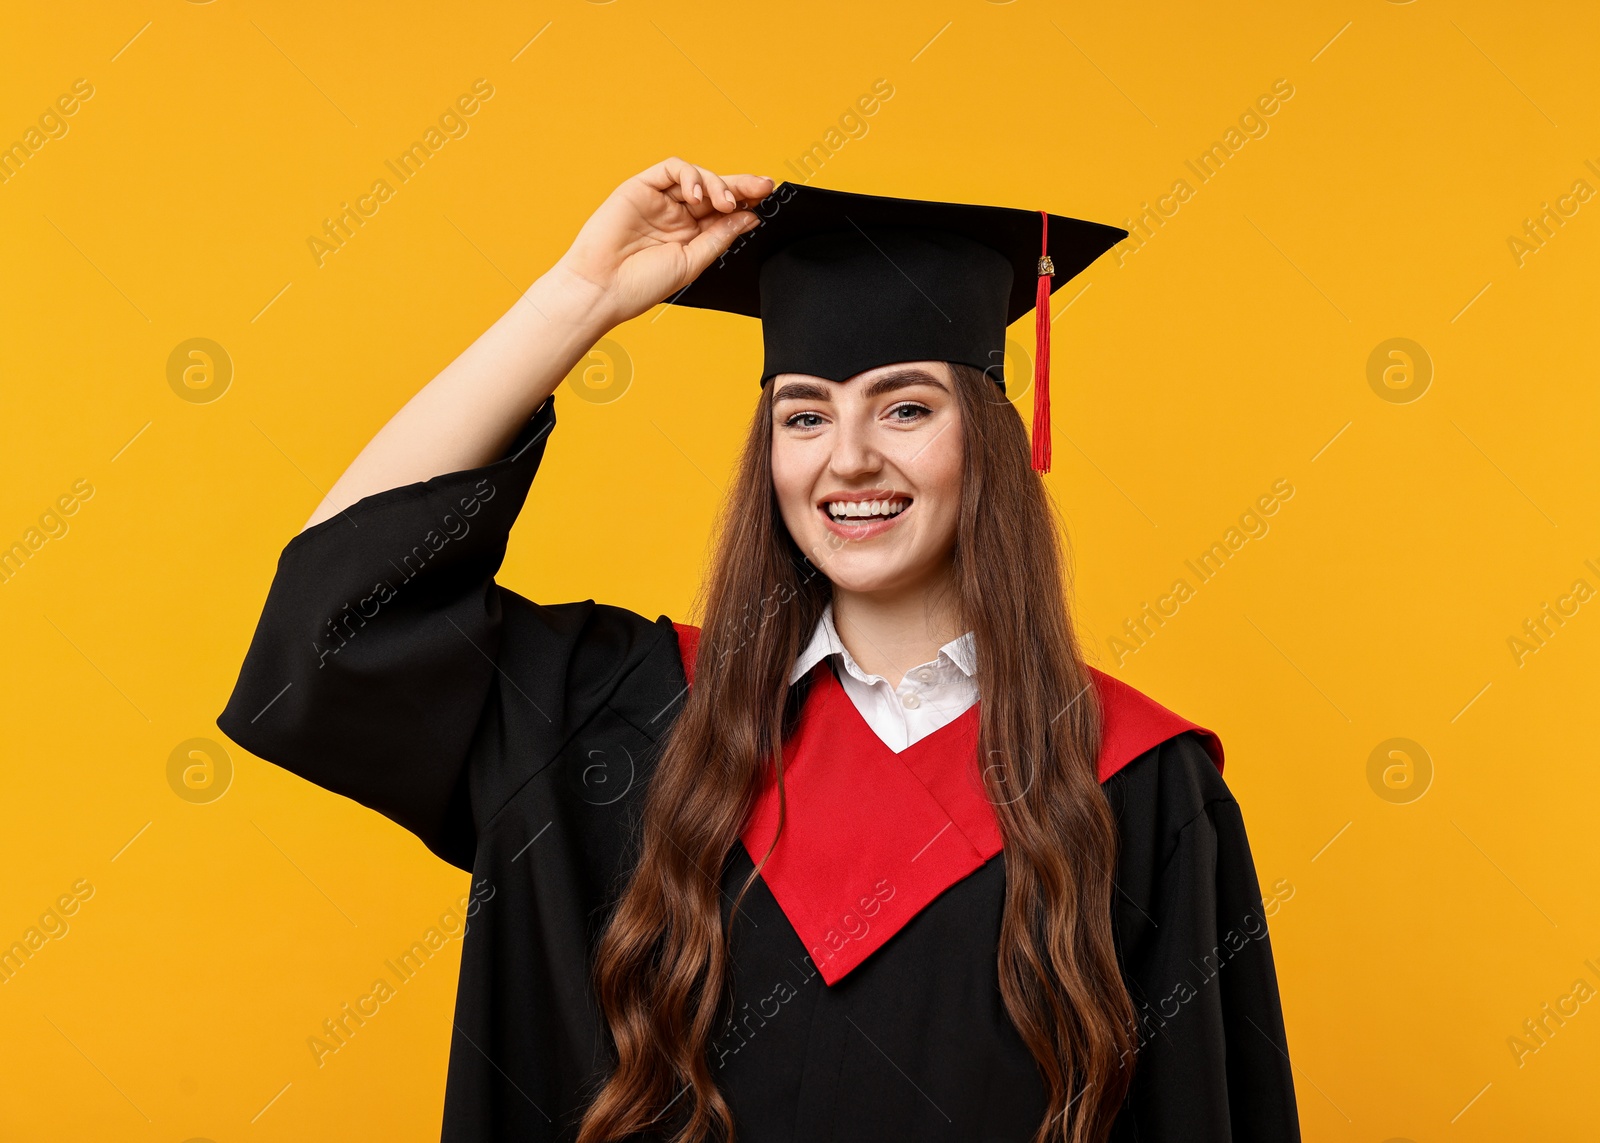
575, 362, 1136, 1143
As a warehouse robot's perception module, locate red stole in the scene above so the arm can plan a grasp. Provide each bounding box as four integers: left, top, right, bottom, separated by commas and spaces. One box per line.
669, 622, 1223, 985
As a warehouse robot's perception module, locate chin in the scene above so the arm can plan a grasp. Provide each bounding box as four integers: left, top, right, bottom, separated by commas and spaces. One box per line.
808, 547, 927, 596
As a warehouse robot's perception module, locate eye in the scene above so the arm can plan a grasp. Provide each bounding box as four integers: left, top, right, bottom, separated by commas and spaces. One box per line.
886, 402, 932, 423
782, 411, 826, 430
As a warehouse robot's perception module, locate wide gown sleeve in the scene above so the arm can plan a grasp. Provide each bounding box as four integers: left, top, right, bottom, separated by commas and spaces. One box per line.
216, 395, 571, 870
1105, 731, 1301, 1142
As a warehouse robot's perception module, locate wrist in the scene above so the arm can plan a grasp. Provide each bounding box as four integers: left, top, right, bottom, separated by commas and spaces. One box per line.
523, 260, 620, 340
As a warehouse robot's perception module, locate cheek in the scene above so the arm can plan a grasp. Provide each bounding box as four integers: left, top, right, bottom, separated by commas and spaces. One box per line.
903, 434, 964, 534
928, 445, 964, 502
770, 445, 816, 532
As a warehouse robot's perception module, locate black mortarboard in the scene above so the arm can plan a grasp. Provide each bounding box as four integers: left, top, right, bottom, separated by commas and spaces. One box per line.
672, 183, 1127, 472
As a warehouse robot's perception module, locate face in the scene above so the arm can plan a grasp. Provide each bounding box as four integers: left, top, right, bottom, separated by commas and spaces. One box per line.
770, 360, 964, 598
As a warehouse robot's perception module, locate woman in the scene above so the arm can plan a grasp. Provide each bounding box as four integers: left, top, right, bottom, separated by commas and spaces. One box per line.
219, 158, 1299, 1143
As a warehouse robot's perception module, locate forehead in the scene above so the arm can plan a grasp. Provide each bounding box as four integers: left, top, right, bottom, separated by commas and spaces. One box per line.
769, 361, 952, 402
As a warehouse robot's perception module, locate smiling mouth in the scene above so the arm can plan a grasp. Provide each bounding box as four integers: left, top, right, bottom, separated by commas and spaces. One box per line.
821, 497, 911, 523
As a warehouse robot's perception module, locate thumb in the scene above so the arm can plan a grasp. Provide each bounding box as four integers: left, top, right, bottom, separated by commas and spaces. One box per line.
681, 210, 760, 281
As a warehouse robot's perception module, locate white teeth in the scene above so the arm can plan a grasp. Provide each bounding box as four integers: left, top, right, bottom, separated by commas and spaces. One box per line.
825, 498, 909, 521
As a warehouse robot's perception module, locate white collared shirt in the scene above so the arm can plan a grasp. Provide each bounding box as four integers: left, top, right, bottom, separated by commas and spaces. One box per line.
788, 602, 978, 754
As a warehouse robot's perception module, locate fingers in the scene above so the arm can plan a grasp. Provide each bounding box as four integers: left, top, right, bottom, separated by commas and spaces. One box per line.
638, 157, 713, 210
638, 158, 775, 217
681, 208, 761, 280
720, 174, 776, 209
685, 164, 735, 217
675, 159, 710, 208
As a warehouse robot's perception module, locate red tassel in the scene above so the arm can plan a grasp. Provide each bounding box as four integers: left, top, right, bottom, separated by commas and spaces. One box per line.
1031, 210, 1053, 474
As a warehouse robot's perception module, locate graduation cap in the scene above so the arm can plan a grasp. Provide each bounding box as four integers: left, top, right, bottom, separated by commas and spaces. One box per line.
672, 183, 1127, 473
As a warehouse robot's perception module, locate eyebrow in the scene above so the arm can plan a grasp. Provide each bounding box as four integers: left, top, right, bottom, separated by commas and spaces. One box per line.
771, 368, 948, 405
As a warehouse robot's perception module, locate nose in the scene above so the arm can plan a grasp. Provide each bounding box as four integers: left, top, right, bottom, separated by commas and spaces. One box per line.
826, 405, 883, 481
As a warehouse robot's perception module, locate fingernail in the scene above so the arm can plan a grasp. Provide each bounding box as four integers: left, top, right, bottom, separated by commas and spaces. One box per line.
724, 189, 736, 205
693, 185, 703, 201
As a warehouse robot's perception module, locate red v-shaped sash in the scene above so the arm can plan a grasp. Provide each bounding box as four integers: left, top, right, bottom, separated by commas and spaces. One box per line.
669, 622, 1223, 985
739, 665, 993, 983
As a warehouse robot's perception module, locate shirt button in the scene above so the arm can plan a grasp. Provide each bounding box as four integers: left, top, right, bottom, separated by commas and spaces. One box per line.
916, 668, 934, 682
902, 693, 921, 709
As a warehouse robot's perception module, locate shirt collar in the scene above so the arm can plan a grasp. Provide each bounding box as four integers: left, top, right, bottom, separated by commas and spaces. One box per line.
788, 601, 977, 685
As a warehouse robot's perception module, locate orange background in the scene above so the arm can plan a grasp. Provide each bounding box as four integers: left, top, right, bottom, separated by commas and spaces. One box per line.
1, 2, 1596, 1140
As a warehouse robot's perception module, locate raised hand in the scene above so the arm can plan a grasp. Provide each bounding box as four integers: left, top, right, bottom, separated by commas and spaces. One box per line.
553, 158, 773, 328
304, 158, 771, 529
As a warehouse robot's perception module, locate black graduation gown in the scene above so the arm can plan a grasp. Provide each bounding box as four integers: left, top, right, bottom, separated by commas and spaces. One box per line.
217, 394, 1301, 1142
